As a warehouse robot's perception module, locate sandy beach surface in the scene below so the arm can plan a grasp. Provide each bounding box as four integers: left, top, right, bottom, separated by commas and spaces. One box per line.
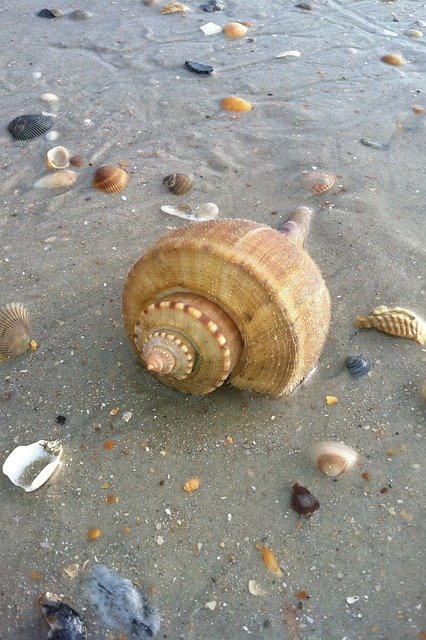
0, 0, 425, 638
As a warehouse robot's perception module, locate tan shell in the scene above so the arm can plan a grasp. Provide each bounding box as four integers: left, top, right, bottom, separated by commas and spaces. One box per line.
92, 166, 128, 194
221, 96, 253, 112
163, 173, 193, 195
223, 22, 248, 39
0, 303, 30, 363
302, 171, 336, 194
309, 441, 359, 477
160, 2, 191, 13
122, 216, 331, 395
355, 305, 426, 345
34, 170, 76, 189
381, 53, 406, 66
45, 146, 70, 170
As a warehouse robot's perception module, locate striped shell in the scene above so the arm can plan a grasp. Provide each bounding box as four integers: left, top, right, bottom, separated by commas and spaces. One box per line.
345, 355, 371, 378
221, 96, 253, 112
309, 441, 359, 477
45, 146, 70, 170
355, 305, 426, 345
122, 218, 331, 395
163, 173, 192, 195
8, 114, 52, 140
223, 22, 248, 38
381, 53, 406, 66
92, 166, 128, 194
0, 303, 30, 363
302, 171, 336, 194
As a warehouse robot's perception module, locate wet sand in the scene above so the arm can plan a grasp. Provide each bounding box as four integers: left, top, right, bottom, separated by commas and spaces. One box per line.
0, 0, 425, 638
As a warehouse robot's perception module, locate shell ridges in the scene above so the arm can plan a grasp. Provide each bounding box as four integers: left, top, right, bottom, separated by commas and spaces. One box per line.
93, 166, 128, 194
0, 303, 30, 363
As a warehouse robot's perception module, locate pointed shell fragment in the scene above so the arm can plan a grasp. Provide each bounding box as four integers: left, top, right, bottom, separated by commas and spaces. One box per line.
160, 2, 191, 13
2, 440, 63, 492
34, 170, 76, 189
8, 114, 52, 140
381, 53, 406, 66
255, 542, 283, 576
354, 305, 426, 345
92, 165, 128, 194
309, 441, 359, 477
223, 22, 248, 39
221, 96, 253, 112
45, 145, 70, 170
302, 170, 336, 194
163, 173, 193, 195
0, 303, 30, 363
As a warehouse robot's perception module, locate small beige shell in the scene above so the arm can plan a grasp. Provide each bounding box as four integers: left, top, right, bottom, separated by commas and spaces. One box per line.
45, 146, 70, 170
381, 53, 406, 66
223, 22, 248, 39
40, 93, 59, 103
355, 305, 426, 345
34, 170, 76, 189
163, 173, 193, 195
0, 303, 30, 363
92, 166, 128, 194
302, 171, 336, 194
160, 2, 191, 13
309, 441, 359, 476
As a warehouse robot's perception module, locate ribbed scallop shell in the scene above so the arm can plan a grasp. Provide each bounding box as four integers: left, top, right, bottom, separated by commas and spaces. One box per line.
223, 22, 248, 38
123, 220, 331, 395
92, 166, 128, 194
8, 114, 52, 140
45, 146, 70, 170
302, 171, 336, 194
221, 96, 253, 112
381, 53, 406, 66
0, 303, 30, 363
309, 441, 359, 476
355, 305, 426, 345
163, 173, 193, 195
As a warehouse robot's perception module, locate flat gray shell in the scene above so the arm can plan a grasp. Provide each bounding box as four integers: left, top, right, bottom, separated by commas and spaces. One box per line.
8, 114, 52, 140
346, 355, 371, 378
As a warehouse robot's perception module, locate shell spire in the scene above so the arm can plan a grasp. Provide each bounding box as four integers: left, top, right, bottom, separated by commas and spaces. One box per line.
278, 206, 313, 246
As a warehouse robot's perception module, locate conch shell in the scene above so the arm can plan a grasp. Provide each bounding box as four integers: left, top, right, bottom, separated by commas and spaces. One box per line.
122, 209, 331, 395
355, 305, 426, 345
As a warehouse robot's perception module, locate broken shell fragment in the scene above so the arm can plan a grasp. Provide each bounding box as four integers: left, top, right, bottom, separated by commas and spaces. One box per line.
223, 22, 248, 38
275, 50, 301, 59
163, 173, 193, 195
92, 165, 128, 194
160, 2, 191, 13
248, 579, 266, 596
40, 592, 86, 638
302, 170, 336, 194
40, 93, 59, 103
355, 305, 426, 345
161, 202, 219, 222
221, 96, 253, 112
0, 302, 30, 363
8, 114, 52, 140
34, 170, 76, 189
255, 542, 283, 576
309, 441, 359, 477
381, 53, 406, 66
2, 440, 63, 492
200, 22, 222, 35
45, 146, 70, 170
290, 483, 320, 516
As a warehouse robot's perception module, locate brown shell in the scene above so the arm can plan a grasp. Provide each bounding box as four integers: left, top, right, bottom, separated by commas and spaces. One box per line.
122, 219, 331, 395
223, 22, 248, 39
163, 173, 192, 195
69, 155, 85, 168
355, 305, 426, 345
381, 53, 406, 66
221, 96, 253, 112
0, 303, 30, 363
92, 166, 128, 194
302, 171, 336, 194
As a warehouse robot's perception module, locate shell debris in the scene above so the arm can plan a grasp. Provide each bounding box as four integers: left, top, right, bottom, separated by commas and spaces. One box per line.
0, 302, 30, 363
160, 2, 191, 13
255, 542, 283, 576
200, 22, 222, 35
354, 305, 426, 345
34, 170, 76, 189
2, 440, 63, 492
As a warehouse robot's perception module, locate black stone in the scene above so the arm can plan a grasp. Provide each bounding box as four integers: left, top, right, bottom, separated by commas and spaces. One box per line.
200, 0, 225, 12
37, 8, 56, 18
55, 415, 67, 425
184, 60, 214, 75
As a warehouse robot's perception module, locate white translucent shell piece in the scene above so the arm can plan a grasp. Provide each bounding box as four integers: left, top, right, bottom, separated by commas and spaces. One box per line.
46, 146, 70, 170
2, 440, 63, 492
161, 202, 219, 222
200, 22, 222, 35
309, 441, 359, 477
275, 50, 301, 59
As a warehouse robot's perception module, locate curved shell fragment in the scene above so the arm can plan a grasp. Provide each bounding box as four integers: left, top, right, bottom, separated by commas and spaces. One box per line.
161, 202, 219, 222
355, 305, 426, 345
2, 440, 63, 492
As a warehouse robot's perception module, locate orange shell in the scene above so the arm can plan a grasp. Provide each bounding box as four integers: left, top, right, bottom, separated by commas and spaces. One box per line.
221, 96, 253, 112
92, 165, 128, 194
223, 22, 248, 39
381, 53, 406, 66
302, 171, 336, 194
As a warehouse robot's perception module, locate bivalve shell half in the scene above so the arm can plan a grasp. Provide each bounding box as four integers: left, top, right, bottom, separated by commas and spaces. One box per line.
221, 96, 253, 112
302, 170, 336, 194
223, 22, 248, 38
8, 114, 52, 140
34, 170, 76, 189
309, 441, 359, 477
92, 166, 128, 194
0, 303, 30, 363
346, 354, 371, 378
46, 146, 70, 170
163, 173, 193, 195
2, 440, 63, 492
381, 53, 406, 66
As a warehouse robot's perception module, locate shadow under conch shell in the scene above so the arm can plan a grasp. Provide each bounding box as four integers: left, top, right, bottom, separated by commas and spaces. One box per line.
163, 173, 193, 195
2, 440, 63, 492
8, 114, 52, 140
40, 592, 86, 639
0, 302, 30, 363
92, 165, 128, 193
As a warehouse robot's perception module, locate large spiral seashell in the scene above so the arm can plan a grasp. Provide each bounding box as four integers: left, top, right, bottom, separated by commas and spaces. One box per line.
0, 303, 30, 363
123, 213, 331, 395
163, 173, 193, 195
92, 166, 128, 194
309, 441, 359, 476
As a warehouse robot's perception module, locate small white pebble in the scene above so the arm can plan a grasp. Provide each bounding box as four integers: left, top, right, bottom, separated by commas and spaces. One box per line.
45, 131, 59, 141
32, 71, 43, 79
346, 596, 359, 604
156, 536, 164, 545
205, 600, 217, 611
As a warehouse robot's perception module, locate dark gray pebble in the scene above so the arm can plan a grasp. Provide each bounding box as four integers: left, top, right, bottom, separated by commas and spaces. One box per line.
346, 355, 371, 378
200, 0, 225, 12
37, 8, 57, 18
184, 60, 214, 75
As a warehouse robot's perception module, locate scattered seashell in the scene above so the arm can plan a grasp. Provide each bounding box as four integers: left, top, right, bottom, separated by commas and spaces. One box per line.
255, 542, 283, 576
295, 1, 316, 9
37, 8, 60, 18
92, 166, 128, 194
221, 96, 253, 112
405, 29, 423, 38
8, 114, 52, 140
39, 592, 86, 638
50, 7, 65, 17
63, 563, 80, 579
275, 50, 301, 59
205, 600, 217, 610
161, 202, 219, 222
302, 170, 336, 194
183, 476, 201, 492
248, 580, 266, 596
200, 0, 225, 11
290, 483, 320, 516
45, 130, 59, 142
381, 53, 406, 66
34, 170, 76, 189
144, 0, 158, 4
184, 60, 214, 74
40, 93, 59, 103
160, 2, 191, 13
69, 155, 85, 167
87, 528, 102, 541
223, 22, 248, 38
163, 173, 193, 195
354, 305, 426, 345
2, 440, 63, 492
46, 145, 70, 170
325, 395, 338, 405
412, 105, 425, 114
69, 9, 93, 19
346, 596, 359, 605
346, 354, 371, 378
200, 21, 222, 35
309, 441, 359, 477
0, 302, 30, 363
360, 137, 384, 150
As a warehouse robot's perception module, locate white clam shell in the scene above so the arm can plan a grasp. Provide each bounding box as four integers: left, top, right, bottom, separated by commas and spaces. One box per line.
309, 441, 359, 477
161, 202, 219, 222
40, 93, 59, 103
2, 440, 63, 492
46, 146, 70, 170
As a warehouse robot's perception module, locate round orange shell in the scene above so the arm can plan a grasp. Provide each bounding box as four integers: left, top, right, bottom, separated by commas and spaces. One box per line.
221, 96, 253, 113
381, 53, 406, 66
223, 22, 248, 39
92, 166, 128, 194
302, 171, 336, 194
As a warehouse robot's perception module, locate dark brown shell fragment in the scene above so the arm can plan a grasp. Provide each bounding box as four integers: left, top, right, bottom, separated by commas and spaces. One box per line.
290, 483, 320, 516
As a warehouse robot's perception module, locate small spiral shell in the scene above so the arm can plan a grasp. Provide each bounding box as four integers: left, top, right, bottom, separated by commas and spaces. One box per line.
221, 96, 253, 112
223, 22, 248, 39
92, 166, 128, 194
309, 441, 359, 477
0, 303, 30, 363
163, 173, 193, 195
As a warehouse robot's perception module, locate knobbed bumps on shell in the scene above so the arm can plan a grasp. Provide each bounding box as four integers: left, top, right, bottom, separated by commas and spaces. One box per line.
309, 441, 359, 477
221, 96, 253, 112
355, 305, 426, 345
8, 114, 52, 140
163, 173, 193, 195
92, 165, 128, 194
0, 303, 30, 363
